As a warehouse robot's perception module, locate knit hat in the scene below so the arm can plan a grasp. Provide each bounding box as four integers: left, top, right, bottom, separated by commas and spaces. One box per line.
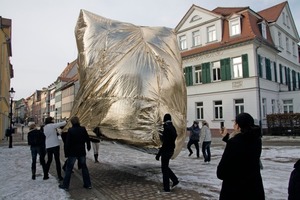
235, 112, 254, 130
163, 113, 172, 122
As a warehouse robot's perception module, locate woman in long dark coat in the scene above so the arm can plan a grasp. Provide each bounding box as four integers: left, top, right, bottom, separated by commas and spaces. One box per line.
217, 113, 265, 200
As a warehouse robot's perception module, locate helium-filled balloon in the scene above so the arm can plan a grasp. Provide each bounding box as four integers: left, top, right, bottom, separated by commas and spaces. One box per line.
67, 10, 186, 158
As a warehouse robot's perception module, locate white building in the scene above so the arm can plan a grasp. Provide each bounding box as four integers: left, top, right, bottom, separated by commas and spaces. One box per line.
175, 2, 300, 134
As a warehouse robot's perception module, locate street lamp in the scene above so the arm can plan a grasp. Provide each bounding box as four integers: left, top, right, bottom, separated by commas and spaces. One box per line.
55, 108, 58, 123
8, 87, 15, 148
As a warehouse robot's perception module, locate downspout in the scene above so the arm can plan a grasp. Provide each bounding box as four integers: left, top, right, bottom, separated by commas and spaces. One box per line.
255, 44, 263, 136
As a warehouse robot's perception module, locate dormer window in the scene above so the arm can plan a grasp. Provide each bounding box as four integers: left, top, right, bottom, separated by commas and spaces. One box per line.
229, 18, 241, 36
261, 21, 267, 39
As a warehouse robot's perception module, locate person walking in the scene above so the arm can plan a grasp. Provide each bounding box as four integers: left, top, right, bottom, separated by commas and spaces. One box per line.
90, 127, 101, 163
43, 117, 67, 181
200, 120, 212, 164
186, 121, 200, 158
288, 159, 300, 200
59, 116, 92, 191
27, 123, 47, 180
155, 113, 179, 193
217, 112, 265, 200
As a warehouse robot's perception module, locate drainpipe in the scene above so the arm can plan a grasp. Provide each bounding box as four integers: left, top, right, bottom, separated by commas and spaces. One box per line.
256, 44, 263, 136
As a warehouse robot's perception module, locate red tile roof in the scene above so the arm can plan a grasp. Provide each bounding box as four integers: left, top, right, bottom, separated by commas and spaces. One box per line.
258, 1, 287, 23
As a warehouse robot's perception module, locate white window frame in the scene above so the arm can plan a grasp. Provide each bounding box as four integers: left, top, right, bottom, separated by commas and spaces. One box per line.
271, 99, 276, 114
232, 56, 243, 78
207, 25, 216, 42
196, 102, 204, 120
286, 37, 290, 53
214, 100, 223, 120
194, 65, 202, 84
212, 61, 221, 81
192, 30, 201, 47
234, 99, 244, 117
261, 22, 267, 39
278, 32, 282, 48
283, 99, 293, 113
179, 35, 187, 50
229, 18, 241, 36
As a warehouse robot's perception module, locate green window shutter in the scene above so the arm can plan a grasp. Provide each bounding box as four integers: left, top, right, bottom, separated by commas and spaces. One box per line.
265, 58, 272, 80
221, 58, 231, 81
292, 70, 296, 91
202, 62, 211, 84
242, 54, 249, 78
286, 67, 291, 91
257, 54, 262, 77
280, 64, 283, 83
184, 66, 193, 86
274, 62, 277, 82
298, 73, 300, 89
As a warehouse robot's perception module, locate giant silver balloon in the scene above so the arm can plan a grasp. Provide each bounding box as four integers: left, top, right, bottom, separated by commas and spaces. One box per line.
67, 10, 187, 158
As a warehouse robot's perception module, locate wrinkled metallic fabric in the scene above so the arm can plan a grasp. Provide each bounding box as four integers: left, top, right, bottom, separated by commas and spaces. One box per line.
67, 10, 186, 158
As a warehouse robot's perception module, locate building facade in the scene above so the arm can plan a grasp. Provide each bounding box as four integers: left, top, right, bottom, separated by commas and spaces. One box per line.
175, 2, 300, 134
0, 17, 13, 139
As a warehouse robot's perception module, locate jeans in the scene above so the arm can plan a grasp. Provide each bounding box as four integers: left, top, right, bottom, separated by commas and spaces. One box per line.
63, 156, 91, 188
187, 139, 199, 157
161, 152, 178, 191
45, 146, 62, 178
202, 141, 211, 162
31, 146, 46, 176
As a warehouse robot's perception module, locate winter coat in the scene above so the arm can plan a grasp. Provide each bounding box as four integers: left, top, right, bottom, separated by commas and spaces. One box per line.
288, 159, 300, 200
65, 124, 91, 157
27, 129, 45, 148
44, 121, 67, 149
187, 125, 200, 141
217, 127, 265, 200
158, 121, 177, 156
200, 125, 211, 142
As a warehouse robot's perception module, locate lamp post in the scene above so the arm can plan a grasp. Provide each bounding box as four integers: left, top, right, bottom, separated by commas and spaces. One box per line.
8, 87, 15, 148
55, 108, 58, 123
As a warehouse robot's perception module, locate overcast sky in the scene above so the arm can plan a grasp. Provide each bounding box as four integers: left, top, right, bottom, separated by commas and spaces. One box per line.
1, 0, 300, 99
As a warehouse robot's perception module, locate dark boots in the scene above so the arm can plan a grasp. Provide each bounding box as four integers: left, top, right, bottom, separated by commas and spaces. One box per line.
32, 168, 36, 180
94, 154, 99, 163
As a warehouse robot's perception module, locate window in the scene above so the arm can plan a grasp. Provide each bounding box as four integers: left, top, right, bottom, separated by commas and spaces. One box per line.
283, 99, 293, 113
283, 12, 286, 25
234, 99, 244, 117
196, 102, 204, 120
230, 18, 241, 36
214, 100, 223, 119
286, 37, 290, 53
292, 42, 296, 56
207, 25, 216, 42
212, 61, 221, 81
232, 57, 243, 78
192, 30, 201, 46
278, 32, 282, 47
261, 22, 267, 39
194, 65, 202, 84
179, 35, 187, 50
262, 98, 267, 118
271, 99, 276, 113
191, 15, 202, 22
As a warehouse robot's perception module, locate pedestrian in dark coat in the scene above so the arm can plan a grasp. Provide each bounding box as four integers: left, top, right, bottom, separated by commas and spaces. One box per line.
186, 121, 200, 158
288, 159, 300, 200
59, 116, 91, 191
155, 113, 179, 192
217, 112, 265, 200
27, 123, 47, 180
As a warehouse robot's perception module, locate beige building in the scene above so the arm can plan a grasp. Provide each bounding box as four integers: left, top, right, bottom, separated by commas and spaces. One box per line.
0, 17, 13, 139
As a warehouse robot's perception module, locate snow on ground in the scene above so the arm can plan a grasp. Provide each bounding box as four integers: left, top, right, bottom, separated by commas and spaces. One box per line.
0, 136, 299, 200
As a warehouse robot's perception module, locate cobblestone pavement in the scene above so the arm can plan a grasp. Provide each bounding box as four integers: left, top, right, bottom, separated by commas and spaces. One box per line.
1, 126, 204, 200
2, 125, 300, 200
